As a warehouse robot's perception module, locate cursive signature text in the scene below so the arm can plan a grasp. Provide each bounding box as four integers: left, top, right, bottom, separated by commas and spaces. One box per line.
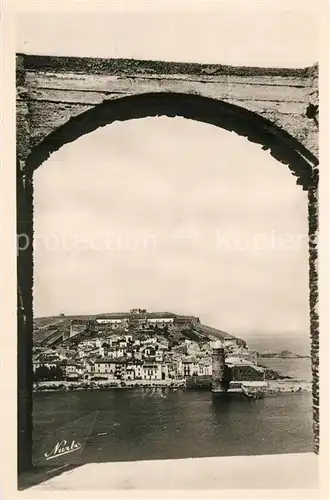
44, 440, 82, 460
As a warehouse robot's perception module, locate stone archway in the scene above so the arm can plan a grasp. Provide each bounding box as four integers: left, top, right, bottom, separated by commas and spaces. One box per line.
16, 56, 319, 474
22, 91, 318, 184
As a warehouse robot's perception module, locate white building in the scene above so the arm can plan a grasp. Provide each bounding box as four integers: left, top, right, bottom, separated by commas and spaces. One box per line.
155, 350, 164, 362
61, 362, 84, 379
178, 358, 199, 377
142, 363, 162, 380
198, 360, 212, 376
147, 317, 174, 325
108, 348, 124, 359
125, 363, 136, 380
93, 359, 117, 378
96, 318, 123, 325
134, 363, 144, 379
95, 316, 129, 330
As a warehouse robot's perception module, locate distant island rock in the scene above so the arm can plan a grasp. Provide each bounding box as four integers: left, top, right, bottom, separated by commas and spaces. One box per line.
258, 349, 310, 359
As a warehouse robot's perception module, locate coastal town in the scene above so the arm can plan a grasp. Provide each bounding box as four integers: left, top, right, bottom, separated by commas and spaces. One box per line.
33, 309, 265, 383
32, 308, 310, 393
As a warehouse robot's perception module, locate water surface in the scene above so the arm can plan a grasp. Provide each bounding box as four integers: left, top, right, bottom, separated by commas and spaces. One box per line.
33, 388, 313, 466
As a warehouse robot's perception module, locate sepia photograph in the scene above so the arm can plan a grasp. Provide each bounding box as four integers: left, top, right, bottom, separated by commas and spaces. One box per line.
7, 0, 326, 494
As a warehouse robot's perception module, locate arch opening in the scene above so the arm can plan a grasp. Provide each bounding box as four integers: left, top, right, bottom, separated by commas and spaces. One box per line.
32, 116, 310, 332
16, 91, 320, 476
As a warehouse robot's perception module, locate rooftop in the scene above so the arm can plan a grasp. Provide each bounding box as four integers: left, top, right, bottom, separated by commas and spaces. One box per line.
182, 356, 199, 364
96, 313, 128, 320
94, 357, 143, 365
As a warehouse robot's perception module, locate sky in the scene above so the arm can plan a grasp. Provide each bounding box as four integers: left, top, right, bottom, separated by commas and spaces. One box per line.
33, 118, 309, 337
16, 2, 317, 338
16, 2, 319, 67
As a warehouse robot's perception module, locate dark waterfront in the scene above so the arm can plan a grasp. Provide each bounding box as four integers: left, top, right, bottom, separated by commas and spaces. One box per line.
33, 388, 313, 466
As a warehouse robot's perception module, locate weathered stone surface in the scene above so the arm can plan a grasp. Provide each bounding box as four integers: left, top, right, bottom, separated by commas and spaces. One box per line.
17, 55, 319, 165
18, 55, 319, 160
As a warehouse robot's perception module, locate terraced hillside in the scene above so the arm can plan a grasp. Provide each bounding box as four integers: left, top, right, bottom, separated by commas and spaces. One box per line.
33, 315, 95, 346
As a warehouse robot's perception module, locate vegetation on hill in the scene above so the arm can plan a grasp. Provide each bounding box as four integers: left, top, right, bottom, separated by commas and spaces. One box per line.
34, 365, 64, 381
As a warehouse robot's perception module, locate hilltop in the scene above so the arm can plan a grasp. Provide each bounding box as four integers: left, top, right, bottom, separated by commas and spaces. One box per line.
33, 312, 247, 348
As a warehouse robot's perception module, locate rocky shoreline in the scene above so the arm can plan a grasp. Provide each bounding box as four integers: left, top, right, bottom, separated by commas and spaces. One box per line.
266, 380, 312, 394
33, 378, 311, 394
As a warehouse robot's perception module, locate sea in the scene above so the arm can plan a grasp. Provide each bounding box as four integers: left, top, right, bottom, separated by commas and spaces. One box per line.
242, 332, 311, 357
243, 333, 312, 382
33, 360, 313, 468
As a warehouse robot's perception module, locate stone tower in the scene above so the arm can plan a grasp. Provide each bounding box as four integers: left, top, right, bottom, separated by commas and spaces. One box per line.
211, 341, 227, 393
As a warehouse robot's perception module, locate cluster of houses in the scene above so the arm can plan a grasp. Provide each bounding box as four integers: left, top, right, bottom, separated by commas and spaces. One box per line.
33, 325, 258, 382
33, 309, 261, 382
